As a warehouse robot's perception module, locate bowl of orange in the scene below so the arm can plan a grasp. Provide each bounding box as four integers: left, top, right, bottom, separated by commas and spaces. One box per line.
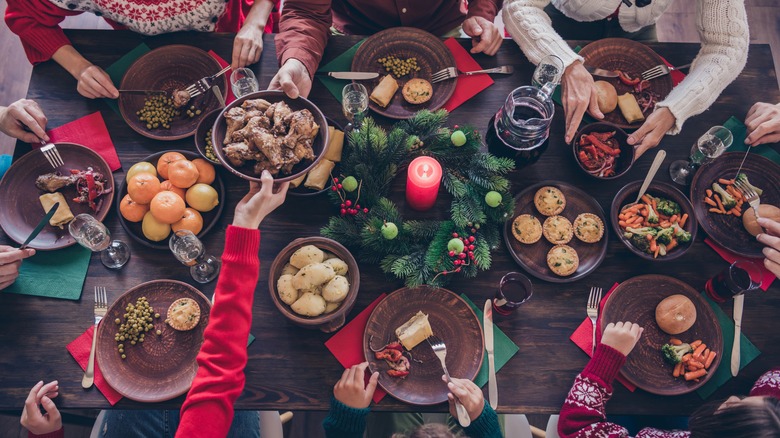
116, 150, 225, 250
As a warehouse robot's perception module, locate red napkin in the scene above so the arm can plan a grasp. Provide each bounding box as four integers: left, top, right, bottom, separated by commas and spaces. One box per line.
705, 238, 775, 291
570, 283, 637, 392
207, 51, 237, 105
66, 325, 123, 405
325, 293, 388, 403
45, 112, 121, 171
658, 56, 685, 86
442, 38, 495, 112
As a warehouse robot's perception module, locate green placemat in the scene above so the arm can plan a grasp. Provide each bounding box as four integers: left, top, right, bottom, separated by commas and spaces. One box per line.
461, 294, 520, 388
4, 245, 91, 300
696, 292, 760, 399
721, 116, 780, 164
103, 43, 152, 114
247, 333, 256, 347
316, 39, 366, 103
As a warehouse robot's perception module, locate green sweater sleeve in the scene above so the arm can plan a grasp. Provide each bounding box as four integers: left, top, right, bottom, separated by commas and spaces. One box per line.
465, 402, 503, 438
323, 397, 371, 438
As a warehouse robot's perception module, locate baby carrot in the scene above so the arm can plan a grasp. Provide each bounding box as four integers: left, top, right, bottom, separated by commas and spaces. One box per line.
673, 362, 684, 378
714, 194, 725, 212
705, 350, 717, 369
693, 343, 707, 359
706, 189, 713, 198
670, 214, 679, 224
682, 353, 692, 363
679, 214, 688, 228
685, 369, 707, 381
670, 338, 682, 345
619, 221, 628, 228
709, 208, 723, 214
667, 239, 678, 251
641, 194, 652, 204
733, 208, 742, 217
654, 246, 660, 258
650, 238, 658, 252
646, 234, 654, 241
688, 359, 705, 369
704, 197, 717, 207
718, 178, 734, 185
691, 340, 703, 349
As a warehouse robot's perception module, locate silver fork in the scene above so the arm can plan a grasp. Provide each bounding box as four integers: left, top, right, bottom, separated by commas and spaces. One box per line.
427, 335, 471, 427
83, 286, 108, 389
587, 287, 603, 354
641, 63, 691, 81
734, 179, 761, 220
431, 65, 514, 84
40, 142, 64, 169
184, 65, 231, 99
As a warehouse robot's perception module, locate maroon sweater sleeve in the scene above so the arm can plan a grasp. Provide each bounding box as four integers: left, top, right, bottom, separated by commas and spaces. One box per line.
28, 428, 64, 438
274, 0, 332, 79
176, 225, 260, 438
750, 368, 780, 398
4, 0, 80, 64
466, 0, 503, 22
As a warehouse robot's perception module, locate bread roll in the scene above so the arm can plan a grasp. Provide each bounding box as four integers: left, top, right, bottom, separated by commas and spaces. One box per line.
594, 81, 618, 114
617, 93, 645, 124
743, 204, 780, 236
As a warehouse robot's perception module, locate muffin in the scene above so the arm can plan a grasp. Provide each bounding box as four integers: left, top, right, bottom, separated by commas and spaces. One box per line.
547, 245, 579, 276
402, 79, 433, 105
512, 214, 543, 244
542, 215, 573, 245
534, 186, 566, 216
573, 213, 605, 243
166, 298, 201, 331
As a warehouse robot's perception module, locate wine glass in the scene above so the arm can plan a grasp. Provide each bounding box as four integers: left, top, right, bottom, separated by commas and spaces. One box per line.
342, 83, 368, 131
69, 214, 130, 269
670, 126, 733, 185
532, 54, 564, 97
169, 229, 221, 283
230, 68, 259, 98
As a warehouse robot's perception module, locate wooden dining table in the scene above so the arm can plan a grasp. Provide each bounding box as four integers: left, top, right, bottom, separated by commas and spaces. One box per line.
1, 30, 779, 416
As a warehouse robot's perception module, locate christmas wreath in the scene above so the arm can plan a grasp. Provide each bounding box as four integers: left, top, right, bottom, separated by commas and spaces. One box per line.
321, 110, 515, 287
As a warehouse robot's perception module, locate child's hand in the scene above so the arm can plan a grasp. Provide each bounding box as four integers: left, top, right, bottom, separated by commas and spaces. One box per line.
601, 321, 643, 356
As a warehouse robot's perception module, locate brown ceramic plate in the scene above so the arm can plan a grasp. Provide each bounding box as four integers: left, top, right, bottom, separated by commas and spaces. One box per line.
363, 287, 483, 405
600, 275, 722, 395
96, 280, 212, 403
503, 181, 608, 283
119, 45, 227, 140
352, 27, 457, 120
691, 152, 780, 258
579, 38, 673, 129
288, 118, 343, 197
0, 143, 114, 250
115, 150, 225, 250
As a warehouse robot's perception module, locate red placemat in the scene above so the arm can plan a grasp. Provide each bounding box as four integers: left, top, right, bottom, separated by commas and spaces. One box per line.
45, 112, 121, 171
660, 56, 686, 86
66, 325, 123, 405
705, 238, 775, 291
207, 51, 237, 105
442, 38, 495, 112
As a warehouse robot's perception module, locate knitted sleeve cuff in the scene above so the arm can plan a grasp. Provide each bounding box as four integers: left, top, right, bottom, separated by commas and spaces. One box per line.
583, 344, 626, 389
18, 27, 71, 64
465, 402, 503, 437
280, 48, 318, 81
222, 225, 260, 265
28, 427, 65, 438
322, 397, 370, 434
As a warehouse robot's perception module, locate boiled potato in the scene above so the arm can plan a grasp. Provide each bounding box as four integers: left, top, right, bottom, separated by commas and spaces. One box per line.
292, 263, 336, 290
324, 302, 340, 314
299, 285, 322, 295
291, 292, 326, 317
322, 251, 338, 261
322, 275, 350, 303
323, 258, 349, 276
277, 274, 299, 305
290, 245, 325, 269
281, 263, 299, 276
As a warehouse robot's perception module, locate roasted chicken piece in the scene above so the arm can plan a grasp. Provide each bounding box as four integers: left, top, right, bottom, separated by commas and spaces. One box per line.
224, 142, 264, 167
231, 116, 270, 143
265, 102, 293, 134
249, 128, 285, 167
172, 89, 191, 108
242, 99, 271, 113
35, 172, 77, 192
224, 107, 247, 144
253, 154, 277, 176
283, 109, 319, 145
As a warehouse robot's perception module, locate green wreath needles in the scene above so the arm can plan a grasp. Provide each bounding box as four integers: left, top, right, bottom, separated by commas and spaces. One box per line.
321, 110, 515, 287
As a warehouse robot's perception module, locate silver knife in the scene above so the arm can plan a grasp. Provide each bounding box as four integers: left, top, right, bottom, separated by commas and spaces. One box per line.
484, 299, 498, 409
20, 202, 59, 250
731, 294, 744, 377
326, 72, 380, 80
118, 89, 167, 95
584, 65, 620, 78
733, 148, 751, 180
211, 85, 226, 108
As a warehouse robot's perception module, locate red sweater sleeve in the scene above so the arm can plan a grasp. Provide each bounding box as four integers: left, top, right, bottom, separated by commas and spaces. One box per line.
466, 0, 503, 22
750, 368, 780, 399
274, 0, 332, 79
176, 225, 260, 438
28, 427, 64, 438
4, 0, 80, 64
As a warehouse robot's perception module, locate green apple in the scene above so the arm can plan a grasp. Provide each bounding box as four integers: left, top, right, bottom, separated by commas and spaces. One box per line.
381, 222, 399, 240
450, 130, 467, 147
447, 238, 464, 254
342, 176, 358, 192
485, 191, 502, 208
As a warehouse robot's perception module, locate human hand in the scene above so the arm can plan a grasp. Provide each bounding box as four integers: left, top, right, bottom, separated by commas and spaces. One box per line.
232, 25, 264, 69
268, 59, 312, 99
745, 102, 780, 146
76, 64, 118, 99
462, 16, 503, 56
443, 376, 485, 421
561, 61, 603, 143
601, 321, 643, 356
333, 362, 379, 409
232, 170, 289, 229
0, 99, 49, 143
20, 380, 61, 435
0, 246, 35, 291
627, 107, 675, 158
757, 217, 780, 279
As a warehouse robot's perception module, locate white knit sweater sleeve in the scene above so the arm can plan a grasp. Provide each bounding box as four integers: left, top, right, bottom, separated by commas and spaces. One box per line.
655, 0, 749, 134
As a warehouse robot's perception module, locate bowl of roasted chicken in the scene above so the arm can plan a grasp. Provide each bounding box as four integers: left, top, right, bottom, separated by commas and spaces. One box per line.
211, 91, 330, 183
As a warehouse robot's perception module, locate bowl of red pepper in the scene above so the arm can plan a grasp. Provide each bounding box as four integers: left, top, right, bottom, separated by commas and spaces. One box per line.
572, 122, 635, 180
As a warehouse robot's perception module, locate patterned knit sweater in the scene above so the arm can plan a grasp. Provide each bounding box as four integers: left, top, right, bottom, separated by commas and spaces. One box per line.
559, 343, 780, 438
501, 0, 750, 134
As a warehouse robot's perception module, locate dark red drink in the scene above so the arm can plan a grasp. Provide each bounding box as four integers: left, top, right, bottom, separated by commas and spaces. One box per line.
493, 272, 533, 316
705, 261, 761, 302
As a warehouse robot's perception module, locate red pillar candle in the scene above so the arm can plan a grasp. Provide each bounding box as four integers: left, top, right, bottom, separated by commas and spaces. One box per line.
405, 156, 442, 211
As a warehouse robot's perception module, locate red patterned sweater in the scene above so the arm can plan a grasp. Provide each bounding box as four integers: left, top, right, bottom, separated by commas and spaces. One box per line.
559, 343, 780, 438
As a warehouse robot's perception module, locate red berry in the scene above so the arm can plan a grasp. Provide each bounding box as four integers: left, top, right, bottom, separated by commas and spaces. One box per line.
455, 267, 462, 272
340, 209, 346, 215
448, 251, 455, 257
452, 233, 458, 238
468, 244, 475, 251
453, 260, 461, 266
442, 271, 448, 276
333, 178, 339, 183
454, 125, 459, 129
363, 208, 369, 213
345, 200, 352, 207
471, 228, 477, 233
468, 251, 474, 257
340, 203, 346, 208
458, 253, 466, 259
331, 186, 338, 191
355, 204, 360, 209
468, 236, 475, 243
337, 184, 343, 189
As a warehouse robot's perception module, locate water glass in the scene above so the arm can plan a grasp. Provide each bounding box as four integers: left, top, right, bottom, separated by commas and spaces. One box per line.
531, 54, 564, 96
342, 83, 368, 130
492, 272, 534, 316
230, 68, 259, 98
670, 126, 733, 185
69, 214, 130, 269
169, 230, 220, 283
705, 260, 762, 303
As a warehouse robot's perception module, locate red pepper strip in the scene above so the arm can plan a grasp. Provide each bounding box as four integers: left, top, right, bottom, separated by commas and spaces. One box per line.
586, 135, 621, 156
85, 172, 97, 210
590, 131, 616, 142
578, 150, 590, 164
385, 342, 403, 352
375, 348, 403, 362
584, 145, 601, 158
387, 369, 409, 378
616, 70, 641, 86
578, 135, 589, 146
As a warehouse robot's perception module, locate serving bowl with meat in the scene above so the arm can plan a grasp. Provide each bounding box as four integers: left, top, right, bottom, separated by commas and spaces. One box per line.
572, 122, 635, 180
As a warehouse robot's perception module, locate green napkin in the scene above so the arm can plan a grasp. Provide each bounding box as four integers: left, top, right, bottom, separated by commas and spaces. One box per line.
247, 333, 256, 347
4, 245, 91, 300
721, 116, 780, 165
460, 294, 520, 388
103, 43, 152, 114
316, 39, 366, 103
696, 293, 761, 399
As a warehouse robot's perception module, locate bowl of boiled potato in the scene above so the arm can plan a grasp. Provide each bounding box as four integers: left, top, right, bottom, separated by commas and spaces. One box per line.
269, 237, 360, 332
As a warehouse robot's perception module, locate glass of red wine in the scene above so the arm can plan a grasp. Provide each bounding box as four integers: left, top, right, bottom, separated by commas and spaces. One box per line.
705, 260, 762, 303
493, 272, 534, 316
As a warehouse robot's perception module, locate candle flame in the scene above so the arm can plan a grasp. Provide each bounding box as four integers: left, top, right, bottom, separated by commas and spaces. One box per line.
418, 164, 432, 178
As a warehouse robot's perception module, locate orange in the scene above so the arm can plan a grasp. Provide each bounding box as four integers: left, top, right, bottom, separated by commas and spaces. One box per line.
172, 208, 204, 235
127, 172, 161, 204
192, 158, 216, 184
157, 152, 186, 180
160, 180, 186, 201
168, 159, 200, 189
150, 191, 187, 224
119, 194, 150, 222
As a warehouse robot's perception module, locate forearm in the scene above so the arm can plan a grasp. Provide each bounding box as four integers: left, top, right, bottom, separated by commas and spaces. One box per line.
243, 0, 275, 31
51, 45, 92, 80
467, 0, 503, 22
275, 0, 331, 79
502, 0, 581, 67
5, 0, 76, 64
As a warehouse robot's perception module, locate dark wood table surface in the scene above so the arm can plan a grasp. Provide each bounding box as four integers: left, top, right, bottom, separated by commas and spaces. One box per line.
1, 30, 779, 415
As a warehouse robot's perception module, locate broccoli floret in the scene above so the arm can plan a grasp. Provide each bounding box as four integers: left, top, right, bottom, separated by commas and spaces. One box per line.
672, 223, 692, 243
626, 226, 658, 237
656, 227, 675, 245
629, 234, 652, 253
656, 198, 681, 217
712, 183, 737, 210
646, 203, 659, 224
661, 343, 692, 365
736, 173, 763, 196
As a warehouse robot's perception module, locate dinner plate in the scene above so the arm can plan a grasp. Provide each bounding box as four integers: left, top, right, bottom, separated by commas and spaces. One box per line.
97, 280, 212, 403
690, 152, 780, 258
579, 38, 674, 129
600, 275, 722, 396
503, 181, 608, 283
119, 45, 227, 141
115, 150, 225, 250
363, 286, 483, 405
0, 143, 114, 250
288, 117, 343, 197
352, 27, 457, 120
